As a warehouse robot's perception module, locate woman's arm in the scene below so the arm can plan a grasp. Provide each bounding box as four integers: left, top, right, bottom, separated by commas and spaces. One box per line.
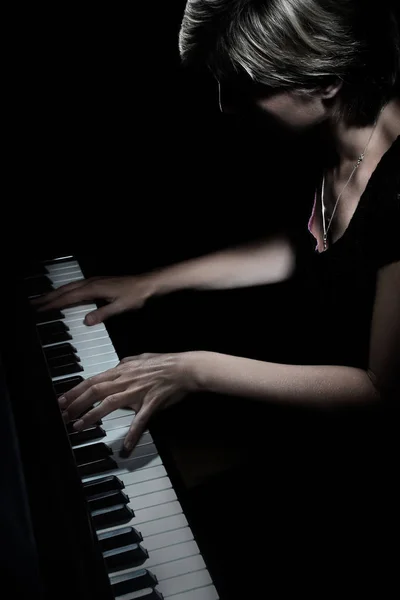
188, 352, 380, 409
153, 232, 296, 294
188, 260, 400, 409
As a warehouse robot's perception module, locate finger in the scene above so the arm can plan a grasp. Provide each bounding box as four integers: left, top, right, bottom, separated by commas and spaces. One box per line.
34, 283, 97, 312
120, 404, 152, 457
62, 381, 114, 422
84, 301, 122, 326
70, 390, 134, 431
58, 368, 119, 411
31, 280, 86, 305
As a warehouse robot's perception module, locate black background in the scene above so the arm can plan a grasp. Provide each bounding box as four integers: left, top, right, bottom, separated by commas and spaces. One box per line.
8, 2, 320, 273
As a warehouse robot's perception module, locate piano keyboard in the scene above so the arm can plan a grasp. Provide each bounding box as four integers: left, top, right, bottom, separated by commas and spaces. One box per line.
25, 256, 219, 600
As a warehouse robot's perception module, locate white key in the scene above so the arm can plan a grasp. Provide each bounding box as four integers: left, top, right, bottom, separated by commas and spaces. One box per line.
166, 586, 219, 600
74, 351, 119, 367
72, 343, 116, 359
151, 554, 206, 582
130, 488, 177, 511
144, 526, 193, 552
49, 270, 82, 285
124, 476, 172, 498
101, 414, 134, 430
158, 570, 212, 597
137, 514, 188, 538
103, 409, 136, 422
128, 500, 183, 526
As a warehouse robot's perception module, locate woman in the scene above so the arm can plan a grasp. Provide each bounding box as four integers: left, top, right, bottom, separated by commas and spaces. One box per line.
34, 1, 399, 595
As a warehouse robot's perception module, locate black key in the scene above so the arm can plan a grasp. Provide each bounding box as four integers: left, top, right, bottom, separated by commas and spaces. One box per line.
91, 504, 134, 530
35, 309, 65, 324
73, 442, 112, 465
111, 569, 158, 597
38, 321, 71, 345
47, 352, 81, 368
87, 490, 129, 512
66, 413, 100, 434
98, 526, 142, 552
83, 475, 124, 497
45, 343, 78, 360
53, 376, 84, 396
103, 543, 148, 573
24, 275, 54, 297
50, 361, 83, 378
69, 425, 106, 445
78, 457, 117, 478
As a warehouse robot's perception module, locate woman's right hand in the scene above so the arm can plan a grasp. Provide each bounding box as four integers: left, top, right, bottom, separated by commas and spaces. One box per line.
31, 274, 158, 325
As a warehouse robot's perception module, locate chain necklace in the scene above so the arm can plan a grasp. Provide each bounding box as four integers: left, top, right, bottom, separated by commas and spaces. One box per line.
321, 104, 387, 251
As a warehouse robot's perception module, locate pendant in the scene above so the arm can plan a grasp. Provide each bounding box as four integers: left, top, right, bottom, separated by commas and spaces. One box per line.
323, 233, 327, 251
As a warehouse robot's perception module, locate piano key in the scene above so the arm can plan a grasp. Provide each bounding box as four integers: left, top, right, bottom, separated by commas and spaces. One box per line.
154, 570, 212, 598
47, 351, 81, 367
91, 504, 135, 530
73, 442, 112, 465
67, 413, 101, 432
98, 526, 143, 551
87, 489, 130, 512
144, 527, 193, 553
166, 586, 219, 600
44, 329, 110, 349
53, 376, 84, 396
150, 554, 206, 583
38, 322, 72, 345
78, 456, 118, 478
115, 590, 163, 600
103, 543, 149, 573
69, 425, 106, 446
51, 358, 118, 382
130, 501, 184, 527
35, 309, 65, 324
124, 477, 172, 500
111, 570, 158, 597
44, 342, 78, 360
49, 360, 83, 378
132, 515, 187, 540
83, 475, 125, 496
81, 455, 163, 485
38, 320, 70, 336
114, 540, 200, 571
47, 270, 82, 285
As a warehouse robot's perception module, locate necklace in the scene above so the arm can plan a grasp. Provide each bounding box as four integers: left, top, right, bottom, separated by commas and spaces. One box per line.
321, 104, 387, 251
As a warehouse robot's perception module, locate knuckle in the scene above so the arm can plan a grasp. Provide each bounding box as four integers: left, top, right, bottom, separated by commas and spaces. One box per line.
90, 383, 103, 397
105, 395, 119, 408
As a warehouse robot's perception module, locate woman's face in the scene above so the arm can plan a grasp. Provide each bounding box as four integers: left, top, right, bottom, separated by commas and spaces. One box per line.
218, 80, 328, 131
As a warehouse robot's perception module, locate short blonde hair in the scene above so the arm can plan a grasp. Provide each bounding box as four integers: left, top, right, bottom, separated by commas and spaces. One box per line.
179, 0, 400, 126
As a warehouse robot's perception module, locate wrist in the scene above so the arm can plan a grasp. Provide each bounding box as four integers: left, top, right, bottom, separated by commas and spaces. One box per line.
180, 350, 215, 393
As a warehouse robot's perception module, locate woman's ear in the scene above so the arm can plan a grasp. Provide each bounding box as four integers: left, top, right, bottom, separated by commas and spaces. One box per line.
319, 79, 343, 99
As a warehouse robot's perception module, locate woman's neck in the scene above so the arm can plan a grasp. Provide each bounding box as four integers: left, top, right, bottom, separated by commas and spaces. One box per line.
321, 97, 400, 175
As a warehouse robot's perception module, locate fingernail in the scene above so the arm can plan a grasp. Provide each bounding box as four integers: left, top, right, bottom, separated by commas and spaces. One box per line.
119, 444, 132, 458
58, 396, 67, 408
61, 411, 69, 422
85, 314, 95, 325
73, 419, 84, 431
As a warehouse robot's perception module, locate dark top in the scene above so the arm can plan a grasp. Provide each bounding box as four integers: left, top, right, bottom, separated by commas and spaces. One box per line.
288, 134, 400, 371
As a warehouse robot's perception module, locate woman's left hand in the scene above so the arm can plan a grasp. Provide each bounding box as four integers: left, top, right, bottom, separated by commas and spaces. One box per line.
58, 351, 199, 454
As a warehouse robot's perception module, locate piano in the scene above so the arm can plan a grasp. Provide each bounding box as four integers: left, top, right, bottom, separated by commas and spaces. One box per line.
1, 254, 220, 600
